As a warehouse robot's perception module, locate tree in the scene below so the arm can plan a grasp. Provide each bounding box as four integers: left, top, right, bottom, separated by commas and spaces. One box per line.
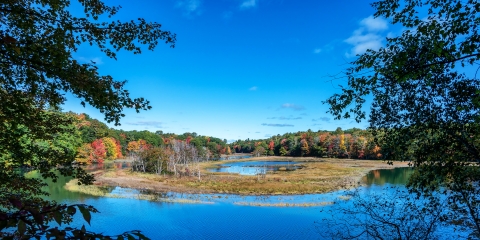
252, 146, 266, 157
102, 137, 117, 160
324, 0, 480, 236
76, 143, 94, 163
0, 0, 175, 238
91, 139, 106, 163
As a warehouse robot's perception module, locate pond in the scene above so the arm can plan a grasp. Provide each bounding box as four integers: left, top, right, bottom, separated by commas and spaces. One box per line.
32, 167, 467, 239
209, 161, 301, 175
219, 154, 252, 160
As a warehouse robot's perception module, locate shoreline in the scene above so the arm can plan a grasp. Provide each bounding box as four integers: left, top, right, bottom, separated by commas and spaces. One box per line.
90, 157, 411, 196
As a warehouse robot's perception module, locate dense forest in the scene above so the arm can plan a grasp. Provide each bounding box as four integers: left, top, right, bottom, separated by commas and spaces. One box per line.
71, 112, 230, 164
41, 111, 386, 166
231, 128, 383, 159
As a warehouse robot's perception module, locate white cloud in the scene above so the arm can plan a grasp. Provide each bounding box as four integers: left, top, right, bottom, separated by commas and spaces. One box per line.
313, 40, 338, 55
281, 103, 305, 111
344, 16, 388, 57
249, 86, 258, 91
176, 0, 202, 16
240, 0, 256, 9
360, 15, 388, 32
312, 117, 330, 122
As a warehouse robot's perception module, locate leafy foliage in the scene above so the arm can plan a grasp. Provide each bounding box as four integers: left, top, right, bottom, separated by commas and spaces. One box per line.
324, 0, 480, 236
0, 0, 175, 238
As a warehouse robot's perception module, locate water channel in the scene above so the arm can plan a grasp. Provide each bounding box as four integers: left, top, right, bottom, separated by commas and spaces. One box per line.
209, 161, 302, 175
33, 167, 464, 239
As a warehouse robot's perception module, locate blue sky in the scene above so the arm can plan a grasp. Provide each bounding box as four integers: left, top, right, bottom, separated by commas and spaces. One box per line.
63, 0, 397, 142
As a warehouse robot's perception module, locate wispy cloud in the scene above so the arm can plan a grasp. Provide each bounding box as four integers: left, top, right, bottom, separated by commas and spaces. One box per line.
312, 117, 330, 122
249, 86, 258, 91
261, 123, 294, 127
176, 0, 202, 16
281, 103, 305, 111
267, 116, 302, 120
361, 15, 388, 31
313, 40, 337, 55
240, 0, 256, 9
345, 15, 388, 57
264, 134, 272, 137
126, 121, 163, 128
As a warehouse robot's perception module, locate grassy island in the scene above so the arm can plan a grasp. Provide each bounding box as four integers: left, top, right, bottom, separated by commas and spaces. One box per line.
69, 157, 410, 196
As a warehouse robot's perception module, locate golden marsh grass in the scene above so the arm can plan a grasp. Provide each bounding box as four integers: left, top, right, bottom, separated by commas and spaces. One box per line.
93, 157, 409, 195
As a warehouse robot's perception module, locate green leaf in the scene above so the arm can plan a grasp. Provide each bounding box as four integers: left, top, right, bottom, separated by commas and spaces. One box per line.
17, 220, 26, 235
67, 206, 76, 215
53, 211, 62, 226
117, 236, 124, 240
78, 206, 91, 225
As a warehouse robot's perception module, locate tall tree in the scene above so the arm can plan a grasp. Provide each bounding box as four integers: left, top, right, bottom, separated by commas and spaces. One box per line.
0, 0, 175, 238
324, 0, 480, 236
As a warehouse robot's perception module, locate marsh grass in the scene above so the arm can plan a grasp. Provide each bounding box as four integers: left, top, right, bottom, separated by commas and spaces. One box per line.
96, 157, 408, 195
168, 158, 371, 194
64, 179, 207, 204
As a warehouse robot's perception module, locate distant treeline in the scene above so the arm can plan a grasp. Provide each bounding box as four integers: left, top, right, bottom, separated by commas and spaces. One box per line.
40, 111, 384, 165
230, 128, 383, 160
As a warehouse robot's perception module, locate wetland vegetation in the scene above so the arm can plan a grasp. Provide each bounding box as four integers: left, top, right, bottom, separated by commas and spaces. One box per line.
83, 156, 410, 195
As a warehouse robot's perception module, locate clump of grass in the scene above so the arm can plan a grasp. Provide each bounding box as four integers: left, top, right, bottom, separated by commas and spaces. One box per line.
338, 195, 352, 201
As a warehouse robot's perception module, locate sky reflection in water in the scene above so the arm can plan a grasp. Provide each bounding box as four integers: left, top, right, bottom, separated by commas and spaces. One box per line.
45, 167, 465, 239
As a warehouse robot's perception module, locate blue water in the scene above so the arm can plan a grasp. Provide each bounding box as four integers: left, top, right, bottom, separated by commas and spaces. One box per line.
219, 155, 252, 160
210, 161, 301, 175
60, 189, 347, 239
43, 167, 469, 239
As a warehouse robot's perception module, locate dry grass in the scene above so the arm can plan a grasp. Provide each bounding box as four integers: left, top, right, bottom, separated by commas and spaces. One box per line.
65, 179, 208, 204
93, 157, 409, 195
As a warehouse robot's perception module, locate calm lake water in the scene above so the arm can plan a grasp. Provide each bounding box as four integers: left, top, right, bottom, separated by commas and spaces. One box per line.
29, 166, 426, 239
209, 161, 301, 175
